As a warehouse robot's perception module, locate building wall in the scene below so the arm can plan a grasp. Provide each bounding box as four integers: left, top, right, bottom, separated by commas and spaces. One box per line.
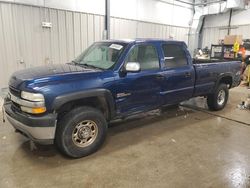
110, 17, 189, 42
0, 0, 194, 27
110, 0, 193, 27
202, 8, 250, 48
0, 1, 191, 88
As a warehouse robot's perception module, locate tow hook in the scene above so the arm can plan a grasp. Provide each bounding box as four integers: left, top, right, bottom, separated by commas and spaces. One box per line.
2, 105, 5, 123
2, 99, 11, 123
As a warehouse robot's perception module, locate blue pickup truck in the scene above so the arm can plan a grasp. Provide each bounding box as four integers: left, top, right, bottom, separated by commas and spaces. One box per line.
4, 39, 241, 158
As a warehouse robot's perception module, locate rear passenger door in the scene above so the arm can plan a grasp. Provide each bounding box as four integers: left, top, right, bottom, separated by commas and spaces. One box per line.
160, 43, 195, 104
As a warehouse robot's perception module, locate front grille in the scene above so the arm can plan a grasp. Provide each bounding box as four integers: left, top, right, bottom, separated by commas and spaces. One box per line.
8, 86, 22, 112
9, 86, 20, 97
11, 101, 22, 113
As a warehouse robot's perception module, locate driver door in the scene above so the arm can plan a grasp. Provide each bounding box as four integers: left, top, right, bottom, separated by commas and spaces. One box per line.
115, 44, 164, 115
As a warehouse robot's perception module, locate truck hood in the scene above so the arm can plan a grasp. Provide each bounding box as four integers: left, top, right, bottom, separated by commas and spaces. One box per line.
9, 63, 100, 88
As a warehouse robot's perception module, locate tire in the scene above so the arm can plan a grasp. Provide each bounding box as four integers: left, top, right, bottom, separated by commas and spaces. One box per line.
207, 84, 229, 111
55, 106, 107, 158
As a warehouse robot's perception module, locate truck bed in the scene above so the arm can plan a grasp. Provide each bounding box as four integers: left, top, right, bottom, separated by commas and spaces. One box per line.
193, 60, 241, 97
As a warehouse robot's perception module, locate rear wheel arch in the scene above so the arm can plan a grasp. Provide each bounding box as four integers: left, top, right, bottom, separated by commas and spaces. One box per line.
215, 74, 233, 90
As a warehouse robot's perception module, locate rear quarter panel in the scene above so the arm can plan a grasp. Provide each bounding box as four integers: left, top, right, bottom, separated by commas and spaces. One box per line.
193, 61, 241, 97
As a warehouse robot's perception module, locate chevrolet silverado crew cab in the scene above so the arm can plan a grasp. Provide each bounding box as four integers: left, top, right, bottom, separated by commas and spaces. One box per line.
4, 39, 241, 158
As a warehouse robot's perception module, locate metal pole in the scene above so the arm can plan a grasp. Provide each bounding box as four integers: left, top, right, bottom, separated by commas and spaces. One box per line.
228, 9, 233, 35
105, 0, 110, 39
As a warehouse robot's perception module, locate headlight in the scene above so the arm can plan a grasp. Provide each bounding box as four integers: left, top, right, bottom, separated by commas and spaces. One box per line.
20, 91, 46, 114
21, 91, 45, 102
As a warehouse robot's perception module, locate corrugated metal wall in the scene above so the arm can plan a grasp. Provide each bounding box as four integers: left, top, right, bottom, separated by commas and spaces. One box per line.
202, 25, 250, 48
201, 7, 250, 49
201, 27, 228, 48
0, 2, 190, 88
0, 3, 105, 88
111, 17, 189, 42
230, 25, 250, 38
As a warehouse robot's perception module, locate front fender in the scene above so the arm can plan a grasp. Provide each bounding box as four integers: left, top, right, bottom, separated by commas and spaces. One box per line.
52, 89, 116, 119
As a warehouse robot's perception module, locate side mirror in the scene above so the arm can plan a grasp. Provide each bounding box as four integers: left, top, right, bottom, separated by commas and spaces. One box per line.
125, 62, 140, 72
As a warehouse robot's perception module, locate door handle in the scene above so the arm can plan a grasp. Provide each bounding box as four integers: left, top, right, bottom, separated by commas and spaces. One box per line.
185, 72, 191, 78
156, 75, 165, 80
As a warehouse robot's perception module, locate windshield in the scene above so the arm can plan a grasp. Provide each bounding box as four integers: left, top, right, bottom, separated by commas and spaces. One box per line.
73, 42, 128, 70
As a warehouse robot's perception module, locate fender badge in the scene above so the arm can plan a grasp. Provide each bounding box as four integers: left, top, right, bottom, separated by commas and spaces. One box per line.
117, 93, 131, 98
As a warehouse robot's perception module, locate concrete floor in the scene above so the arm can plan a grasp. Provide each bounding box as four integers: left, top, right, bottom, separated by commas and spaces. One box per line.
0, 87, 250, 188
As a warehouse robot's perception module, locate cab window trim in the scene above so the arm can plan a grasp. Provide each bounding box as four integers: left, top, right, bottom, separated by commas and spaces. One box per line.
123, 43, 161, 72
161, 43, 188, 69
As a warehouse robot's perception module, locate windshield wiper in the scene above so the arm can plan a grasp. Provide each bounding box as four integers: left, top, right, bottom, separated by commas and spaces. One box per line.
71, 60, 79, 65
81, 63, 104, 70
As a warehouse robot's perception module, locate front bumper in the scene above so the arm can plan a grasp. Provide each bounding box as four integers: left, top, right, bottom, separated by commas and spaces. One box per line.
4, 101, 57, 144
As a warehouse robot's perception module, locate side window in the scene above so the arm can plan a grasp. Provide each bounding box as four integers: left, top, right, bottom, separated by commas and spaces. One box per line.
162, 44, 188, 68
126, 45, 159, 71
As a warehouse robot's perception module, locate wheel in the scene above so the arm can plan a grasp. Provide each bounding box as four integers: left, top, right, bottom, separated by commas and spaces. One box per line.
207, 84, 229, 111
55, 106, 107, 158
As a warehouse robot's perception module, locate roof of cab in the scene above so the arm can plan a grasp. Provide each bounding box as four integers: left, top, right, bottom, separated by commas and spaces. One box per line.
101, 38, 185, 45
